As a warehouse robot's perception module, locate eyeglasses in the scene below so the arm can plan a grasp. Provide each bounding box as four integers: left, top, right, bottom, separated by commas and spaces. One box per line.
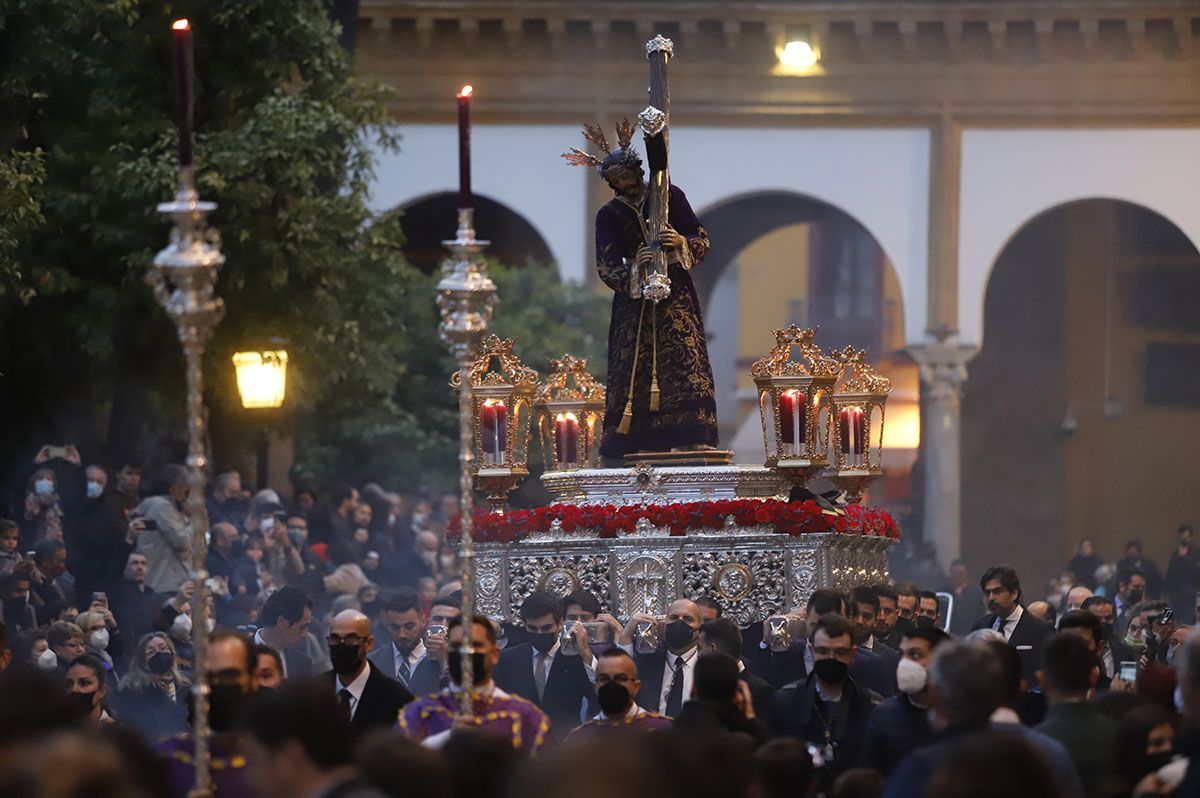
328, 635, 366, 647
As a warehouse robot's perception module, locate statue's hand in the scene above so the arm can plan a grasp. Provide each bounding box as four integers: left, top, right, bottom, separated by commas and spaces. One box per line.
656, 226, 686, 251
636, 245, 653, 268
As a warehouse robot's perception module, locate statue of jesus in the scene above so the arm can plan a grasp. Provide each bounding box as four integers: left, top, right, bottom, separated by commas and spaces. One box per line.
564, 122, 719, 460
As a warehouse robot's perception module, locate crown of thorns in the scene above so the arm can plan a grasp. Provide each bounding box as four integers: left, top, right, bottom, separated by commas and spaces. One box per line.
562, 120, 642, 174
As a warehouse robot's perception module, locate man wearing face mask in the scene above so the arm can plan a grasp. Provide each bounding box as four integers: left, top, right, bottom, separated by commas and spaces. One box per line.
399, 614, 551, 755
768, 614, 878, 787
494, 591, 597, 737
63, 464, 129, 606
157, 630, 260, 798
1114, 568, 1148, 638
324, 609, 412, 736
699, 617, 775, 717
133, 464, 194, 594
368, 588, 442, 696
617, 597, 703, 717
566, 648, 671, 739
861, 625, 949, 776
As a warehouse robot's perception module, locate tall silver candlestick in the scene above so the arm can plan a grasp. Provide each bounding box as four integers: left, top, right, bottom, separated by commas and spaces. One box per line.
437, 207, 496, 716
147, 165, 225, 793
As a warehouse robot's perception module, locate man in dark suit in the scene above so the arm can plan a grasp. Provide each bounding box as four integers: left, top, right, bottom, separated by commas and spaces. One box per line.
254, 585, 315, 679
970, 564, 1053, 682
618, 598, 703, 717
699, 617, 775, 717
325, 609, 413, 735
493, 591, 596, 737
850, 585, 898, 697
368, 588, 442, 696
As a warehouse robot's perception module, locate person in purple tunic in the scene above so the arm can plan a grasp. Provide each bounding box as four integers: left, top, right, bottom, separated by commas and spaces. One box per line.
565, 122, 719, 460
398, 615, 550, 757
566, 648, 671, 742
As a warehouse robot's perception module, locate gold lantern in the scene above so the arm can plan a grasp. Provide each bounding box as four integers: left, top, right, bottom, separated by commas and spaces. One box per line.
534, 355, 605, 472
826, 347, 891, 504
751, 326, 844, 489
450, 335, 539, 510
232, 350, 289, 409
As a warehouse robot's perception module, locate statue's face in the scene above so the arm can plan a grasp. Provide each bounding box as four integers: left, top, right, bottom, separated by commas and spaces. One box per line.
605, 166, 643, 197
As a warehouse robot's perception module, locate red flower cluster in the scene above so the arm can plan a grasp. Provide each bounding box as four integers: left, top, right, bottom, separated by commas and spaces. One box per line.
447, 499, 900, 545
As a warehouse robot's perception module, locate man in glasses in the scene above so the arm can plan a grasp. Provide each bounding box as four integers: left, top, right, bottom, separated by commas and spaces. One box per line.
324, 609, 413, 736
566, 648, 671, 740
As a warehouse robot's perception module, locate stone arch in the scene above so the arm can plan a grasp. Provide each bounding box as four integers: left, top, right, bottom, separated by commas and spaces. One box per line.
393, 191, 555, 273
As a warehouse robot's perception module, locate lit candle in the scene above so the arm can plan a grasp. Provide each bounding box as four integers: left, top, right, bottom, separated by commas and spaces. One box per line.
172, 19, 195, 167
778, 390, 807, 455
839, 406, 866, 461
853, 407, 866, 456
457, 85, 473, 209
481, 399, 506, 464
554, 413, 567, 467
565, 412, 579, 465
495, 400, 507, 463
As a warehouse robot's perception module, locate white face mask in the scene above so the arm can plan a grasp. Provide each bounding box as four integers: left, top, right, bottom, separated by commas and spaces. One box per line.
86, 481, 103, 499
34, 479, 55, 497
37, 648, 58, 670
90, 628, 110, 651
171, 613, 192, 640
896, 657, 928, 695
260, 516, 276, 532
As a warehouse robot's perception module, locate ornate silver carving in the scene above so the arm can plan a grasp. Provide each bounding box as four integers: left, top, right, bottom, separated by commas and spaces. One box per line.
790, 549, 819, 609
508, 554, 611, 614
638, 105, 667, 137
474, 556, 505, 619
682, 549, 786, 627
645, 34, 675, 58
541, 465, 786, 507
539, 567, 580, 597
632, 516, 671, 538
641, 270, 672, 303
622, 554, 674, 616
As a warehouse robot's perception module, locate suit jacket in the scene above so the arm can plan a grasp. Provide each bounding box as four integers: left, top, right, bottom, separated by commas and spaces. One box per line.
740, 664, 776, 719
863, 640, 899, 697
367, 643, 443, 697
325, 661, 414, 735
971, 609, 1053, 681
632, 648, 673, 712
493, 642, 595, 737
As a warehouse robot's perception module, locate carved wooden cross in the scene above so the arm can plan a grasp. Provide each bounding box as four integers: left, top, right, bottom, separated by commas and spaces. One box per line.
639, 34, 674, 304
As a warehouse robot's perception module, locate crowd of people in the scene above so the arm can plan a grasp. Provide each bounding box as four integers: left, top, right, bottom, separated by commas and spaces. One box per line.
3, 446, 1200, 798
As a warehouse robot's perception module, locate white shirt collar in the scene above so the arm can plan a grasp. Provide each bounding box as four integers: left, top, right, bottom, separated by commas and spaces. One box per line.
1004, 605, 1023, 624
394, 640, 426, 665
669, 646, 698, 669
532, 640, 560, 661
336, 662, 371, 701
597, 703, 646, 721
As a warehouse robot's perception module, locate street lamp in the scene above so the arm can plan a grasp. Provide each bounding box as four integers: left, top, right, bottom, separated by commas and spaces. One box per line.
233, 348, 288, 490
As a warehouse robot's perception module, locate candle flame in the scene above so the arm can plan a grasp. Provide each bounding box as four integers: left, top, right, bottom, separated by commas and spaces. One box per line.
458, 85, 474, 98
172, 18, 191, 30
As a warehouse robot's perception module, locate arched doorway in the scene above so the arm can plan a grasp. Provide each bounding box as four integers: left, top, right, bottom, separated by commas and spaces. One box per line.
396, 192, 554, 272
963, 199, 1200, 594
695, 191, 916, 513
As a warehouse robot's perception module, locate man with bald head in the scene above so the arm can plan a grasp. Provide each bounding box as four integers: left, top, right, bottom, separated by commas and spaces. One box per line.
324, 609, 413, 735
620, 597, 703, 717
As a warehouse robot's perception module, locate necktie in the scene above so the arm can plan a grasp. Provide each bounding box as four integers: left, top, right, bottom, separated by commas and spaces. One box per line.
534, 652, 549, 700
398, 658, 412, 686
338, 688, 353, 719
665, 657, 685, 717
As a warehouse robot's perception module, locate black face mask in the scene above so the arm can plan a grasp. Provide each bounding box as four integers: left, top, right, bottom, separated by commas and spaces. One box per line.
1101, 621, 1115, 640
69, 690, 98, 719
894, 616, 915, 636
207, 684, 248, 733
1146, 753, 1173, 774
528, 631, 557, 655
813, 658, 849, 684
665, 621, 696, 651
329, 643, 365, 677
448, 651, 488, 687
1128, 588, 1145, 604
597, 682, 632, 716
914, 616, 936, 630
147, 651, 174, 675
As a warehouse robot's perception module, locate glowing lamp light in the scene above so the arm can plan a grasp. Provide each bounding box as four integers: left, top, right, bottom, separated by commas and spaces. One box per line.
777, 25, 820, 72
233, 350, 289, 410
172, 18, 190, 31
458, 84, 473, 99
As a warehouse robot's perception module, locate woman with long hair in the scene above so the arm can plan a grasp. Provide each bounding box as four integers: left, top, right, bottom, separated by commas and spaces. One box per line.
113, 632, 189, 742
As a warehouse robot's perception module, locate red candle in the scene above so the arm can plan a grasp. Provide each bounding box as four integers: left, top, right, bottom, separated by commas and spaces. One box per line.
777, 390, 807, 453
172, 19, 195, 167
854, 408, 866, 455
481, 399, 506, 463
565, 413, 579, 464
839, 406, 866, 458
457, 85, 473, 209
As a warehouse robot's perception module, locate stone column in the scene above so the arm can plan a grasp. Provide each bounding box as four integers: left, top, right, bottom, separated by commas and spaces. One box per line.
907, 340, 975, 568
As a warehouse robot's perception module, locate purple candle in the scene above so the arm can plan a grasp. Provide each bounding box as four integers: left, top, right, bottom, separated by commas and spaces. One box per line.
457, 85, 473, 209
172, 19, 194, 167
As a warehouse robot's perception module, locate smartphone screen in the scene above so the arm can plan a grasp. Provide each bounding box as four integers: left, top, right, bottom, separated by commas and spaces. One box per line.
1119, 661, 1138, 682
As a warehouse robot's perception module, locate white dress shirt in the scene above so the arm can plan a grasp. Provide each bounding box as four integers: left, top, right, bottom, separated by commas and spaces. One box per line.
658, 646, 698, 714
531, 640, 598, 681
253, 629, 287, 678
393, 640, 427, 685
593, 702, 649, 722
994, 605, 1023, 642
335, 663, 371, 720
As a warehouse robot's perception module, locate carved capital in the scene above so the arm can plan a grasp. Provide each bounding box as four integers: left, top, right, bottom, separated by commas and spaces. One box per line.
907, 340, 976, 403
